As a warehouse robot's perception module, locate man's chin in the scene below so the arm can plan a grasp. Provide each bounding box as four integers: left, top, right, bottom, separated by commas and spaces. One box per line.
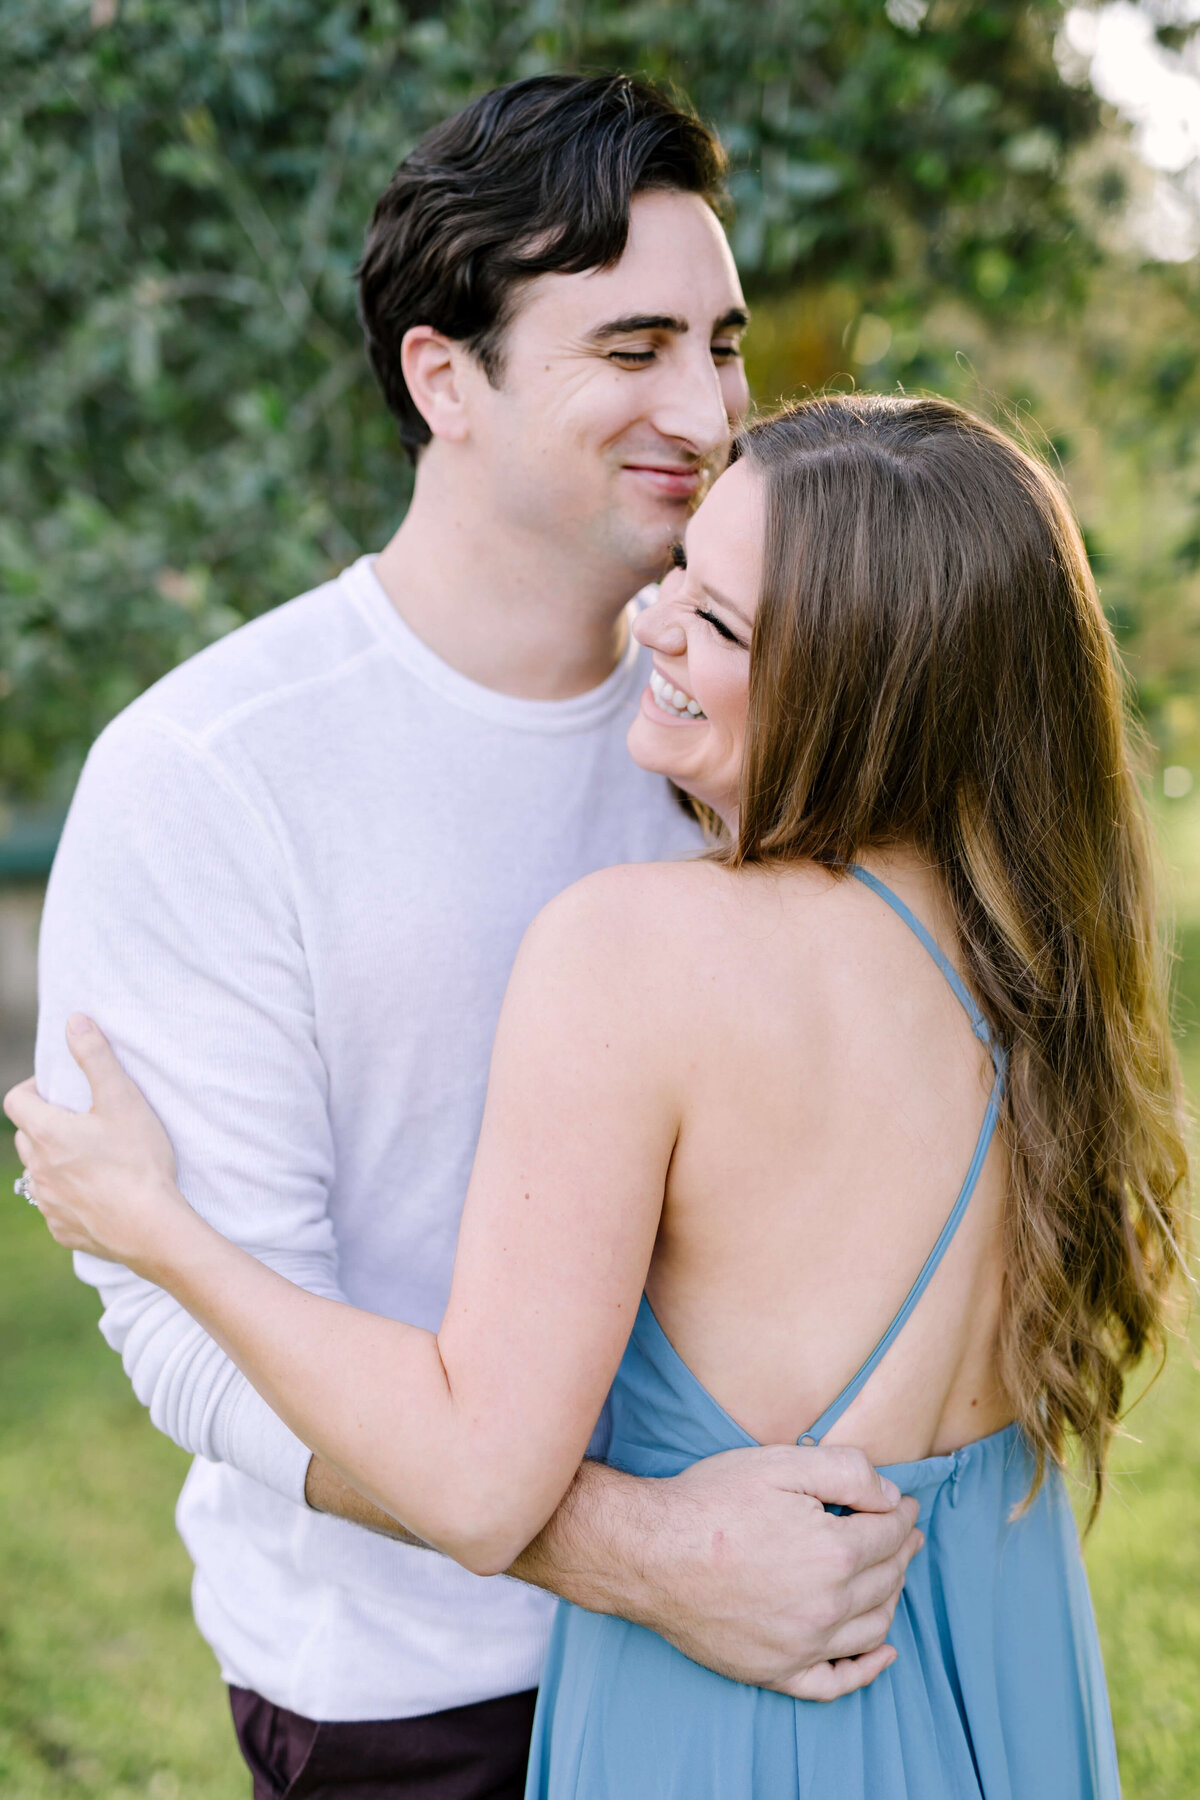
614, 524, 685, 589
590, 488, 698, 587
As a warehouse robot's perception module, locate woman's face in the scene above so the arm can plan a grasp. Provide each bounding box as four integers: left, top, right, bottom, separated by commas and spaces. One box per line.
628, 457, 764, 827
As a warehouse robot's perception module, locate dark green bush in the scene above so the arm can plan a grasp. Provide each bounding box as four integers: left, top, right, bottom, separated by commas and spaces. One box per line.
0, 0, 1099, 801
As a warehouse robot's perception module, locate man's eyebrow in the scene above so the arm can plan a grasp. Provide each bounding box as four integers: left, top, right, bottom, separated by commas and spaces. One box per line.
588, 307, 749, 343
589, 313, 689, 341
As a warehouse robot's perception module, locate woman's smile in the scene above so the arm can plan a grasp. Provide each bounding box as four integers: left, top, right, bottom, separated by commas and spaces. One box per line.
627, 458, 762, 825
646, 666, 706, 719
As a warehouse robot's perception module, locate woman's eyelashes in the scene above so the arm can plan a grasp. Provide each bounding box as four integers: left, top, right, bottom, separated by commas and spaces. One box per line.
695, 606, 746, 647
669, 550, 745, 647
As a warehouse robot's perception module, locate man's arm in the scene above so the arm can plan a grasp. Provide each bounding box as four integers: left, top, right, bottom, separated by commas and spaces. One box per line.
307, 1449, 922, 1701
37, 711, 342, 1501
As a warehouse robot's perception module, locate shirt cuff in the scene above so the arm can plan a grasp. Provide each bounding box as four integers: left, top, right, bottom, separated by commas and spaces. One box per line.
222, 1379, 314, 1504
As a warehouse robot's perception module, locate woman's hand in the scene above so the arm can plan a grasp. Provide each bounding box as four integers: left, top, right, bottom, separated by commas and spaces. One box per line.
3, 1015, 191, 1271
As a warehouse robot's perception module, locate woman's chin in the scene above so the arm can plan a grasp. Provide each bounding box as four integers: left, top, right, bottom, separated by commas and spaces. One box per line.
626, 709, 693, 781
626, 714, 730, 825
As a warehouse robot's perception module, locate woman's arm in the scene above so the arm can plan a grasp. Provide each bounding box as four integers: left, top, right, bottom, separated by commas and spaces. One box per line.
7, 871, 678, 1575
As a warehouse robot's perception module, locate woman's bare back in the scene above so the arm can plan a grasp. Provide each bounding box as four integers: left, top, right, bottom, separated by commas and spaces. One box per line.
640, 849, 1012, 1465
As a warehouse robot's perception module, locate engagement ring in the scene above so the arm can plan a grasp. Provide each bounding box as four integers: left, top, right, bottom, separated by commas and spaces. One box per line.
14, 1172, 38, 1206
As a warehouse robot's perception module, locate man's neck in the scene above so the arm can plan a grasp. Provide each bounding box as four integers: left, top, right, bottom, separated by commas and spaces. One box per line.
372, 472, 646, 703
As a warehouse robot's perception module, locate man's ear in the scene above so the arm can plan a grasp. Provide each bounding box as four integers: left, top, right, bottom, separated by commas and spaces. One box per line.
400, 326, 472, 445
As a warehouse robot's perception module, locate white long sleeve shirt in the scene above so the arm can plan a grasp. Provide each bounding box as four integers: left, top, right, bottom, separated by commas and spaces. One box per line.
35, 555, 701, 1721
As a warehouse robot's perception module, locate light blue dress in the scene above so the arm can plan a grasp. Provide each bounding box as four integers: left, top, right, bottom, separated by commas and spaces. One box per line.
526, 866, 1120, 1799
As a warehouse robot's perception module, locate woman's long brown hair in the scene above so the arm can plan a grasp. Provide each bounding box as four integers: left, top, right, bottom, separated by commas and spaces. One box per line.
725, 394, 1189, 1520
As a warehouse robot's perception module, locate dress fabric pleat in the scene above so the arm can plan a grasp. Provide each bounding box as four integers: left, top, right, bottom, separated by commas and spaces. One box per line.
525, 1302, 1118, 1800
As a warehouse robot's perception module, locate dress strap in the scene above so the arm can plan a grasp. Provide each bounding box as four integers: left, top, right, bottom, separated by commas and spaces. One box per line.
848, 864, 1003, 1070
797, 865, 1007, 1446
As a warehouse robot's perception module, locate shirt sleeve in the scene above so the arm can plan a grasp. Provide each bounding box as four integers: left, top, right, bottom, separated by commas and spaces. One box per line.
35, 709, 343, 1504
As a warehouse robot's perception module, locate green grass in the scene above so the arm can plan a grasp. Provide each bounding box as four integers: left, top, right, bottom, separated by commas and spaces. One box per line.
1, 797, 1198, 1796
1085, 1333, 1200, 1799
0, 1158, 244, 1799
1086, 792, 1200, 1796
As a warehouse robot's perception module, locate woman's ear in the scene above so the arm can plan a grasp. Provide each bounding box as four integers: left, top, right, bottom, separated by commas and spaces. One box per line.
400, 325, 472, 445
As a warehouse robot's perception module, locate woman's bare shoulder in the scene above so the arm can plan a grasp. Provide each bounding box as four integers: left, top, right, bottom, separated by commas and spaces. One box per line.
522, 856, 836, 983
534, 855, 732, 934
511, 858, 718, 990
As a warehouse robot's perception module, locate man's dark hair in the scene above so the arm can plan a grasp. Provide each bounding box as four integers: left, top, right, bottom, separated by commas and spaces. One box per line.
357, 73, 728, 460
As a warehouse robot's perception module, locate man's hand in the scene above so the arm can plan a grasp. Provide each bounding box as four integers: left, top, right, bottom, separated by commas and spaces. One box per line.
511, 1445, 922, 1703
305, 1443, 922, 1703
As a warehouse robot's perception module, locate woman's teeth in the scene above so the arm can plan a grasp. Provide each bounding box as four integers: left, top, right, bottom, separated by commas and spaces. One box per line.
649, 668, 705, 718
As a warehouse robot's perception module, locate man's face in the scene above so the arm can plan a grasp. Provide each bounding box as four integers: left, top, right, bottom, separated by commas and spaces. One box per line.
461, 189, 750, 584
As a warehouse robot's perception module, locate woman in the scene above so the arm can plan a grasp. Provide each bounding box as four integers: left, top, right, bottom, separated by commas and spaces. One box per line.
8, 396, 1187, 1798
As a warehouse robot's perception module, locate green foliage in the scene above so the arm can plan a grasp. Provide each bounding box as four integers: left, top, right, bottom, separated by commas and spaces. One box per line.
887, 261, 1200, 778
0, 0, 1100, 802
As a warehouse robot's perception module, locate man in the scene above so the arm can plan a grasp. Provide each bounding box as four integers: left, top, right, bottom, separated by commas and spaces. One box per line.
34, 74, 921, 1798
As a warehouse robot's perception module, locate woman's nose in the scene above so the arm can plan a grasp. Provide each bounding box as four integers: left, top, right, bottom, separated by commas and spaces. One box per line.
633, 607, 687, 657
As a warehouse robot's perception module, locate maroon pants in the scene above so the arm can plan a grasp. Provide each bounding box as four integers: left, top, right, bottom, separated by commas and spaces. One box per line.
228, 1685, 538, 1800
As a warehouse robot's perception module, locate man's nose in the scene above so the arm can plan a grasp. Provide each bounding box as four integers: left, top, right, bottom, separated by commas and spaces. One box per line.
651, 347, 733, 460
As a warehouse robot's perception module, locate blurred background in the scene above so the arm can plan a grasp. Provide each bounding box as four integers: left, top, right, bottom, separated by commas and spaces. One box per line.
1, 1, 1198, 1794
